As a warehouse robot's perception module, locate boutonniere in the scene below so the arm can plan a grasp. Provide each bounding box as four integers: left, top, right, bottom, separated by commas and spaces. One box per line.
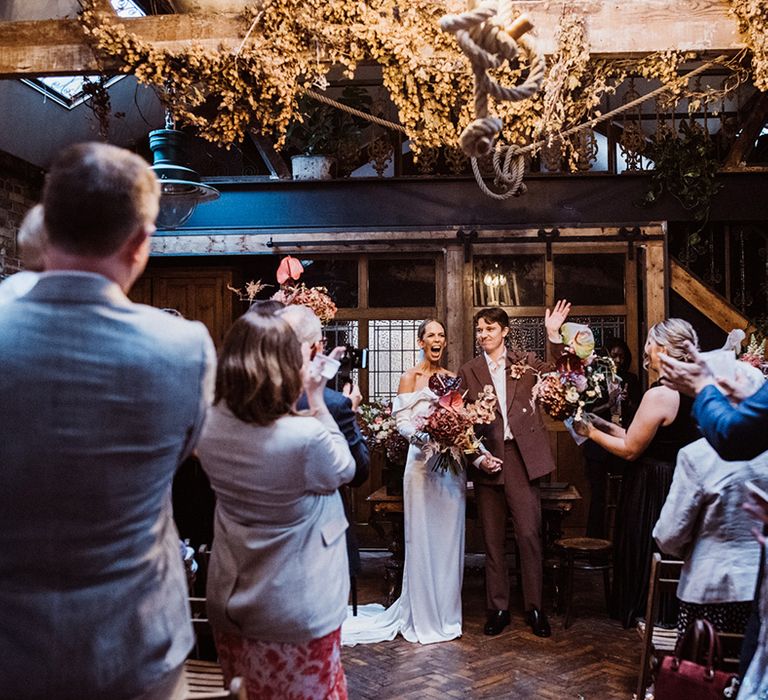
509, 360, 533, 380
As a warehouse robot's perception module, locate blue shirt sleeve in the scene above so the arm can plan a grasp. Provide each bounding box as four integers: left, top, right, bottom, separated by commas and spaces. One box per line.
693, 383, 768, 461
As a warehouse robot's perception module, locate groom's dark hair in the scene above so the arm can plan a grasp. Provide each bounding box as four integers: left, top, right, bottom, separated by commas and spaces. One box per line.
474, 307, 509, 329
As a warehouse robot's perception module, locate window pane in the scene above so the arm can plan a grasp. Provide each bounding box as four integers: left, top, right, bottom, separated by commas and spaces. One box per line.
554, 254, 625, 305
368, 319, 422, 401
567, 315, 627, 351
299, 258, 358, 308
323, 321, 359, 391
507, 316, 547, 359
368, 259, 436, 308
473, 255, 545, 306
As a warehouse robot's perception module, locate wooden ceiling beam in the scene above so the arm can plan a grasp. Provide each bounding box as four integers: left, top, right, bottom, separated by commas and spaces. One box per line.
0, 0, 745, 78
722, 91, 768, 170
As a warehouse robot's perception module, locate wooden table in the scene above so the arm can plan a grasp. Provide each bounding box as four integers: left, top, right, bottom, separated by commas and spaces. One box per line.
366, 483, 582, 605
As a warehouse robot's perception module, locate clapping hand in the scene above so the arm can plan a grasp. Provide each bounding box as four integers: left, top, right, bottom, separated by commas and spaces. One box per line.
545, 299, 571, 343
717, 364, 762, 403
658, 341, 714, 397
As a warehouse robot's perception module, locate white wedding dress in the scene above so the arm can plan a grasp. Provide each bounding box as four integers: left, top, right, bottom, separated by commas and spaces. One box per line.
342, 386, 466, 645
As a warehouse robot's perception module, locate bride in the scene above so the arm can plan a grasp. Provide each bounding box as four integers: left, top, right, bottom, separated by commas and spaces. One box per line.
343, 318, 489, 645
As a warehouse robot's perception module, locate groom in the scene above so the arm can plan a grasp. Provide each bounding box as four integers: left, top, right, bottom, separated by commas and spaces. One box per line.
459, 300, 570, 637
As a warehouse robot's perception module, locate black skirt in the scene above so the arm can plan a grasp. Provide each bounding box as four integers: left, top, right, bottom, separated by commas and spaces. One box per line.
610, 456, 677, 629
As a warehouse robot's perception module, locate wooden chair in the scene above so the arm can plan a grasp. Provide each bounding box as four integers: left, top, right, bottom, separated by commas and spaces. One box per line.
636, 553, 684, 700
554, 536, 612, 628
185, 595, 248, 699
195, 544, 212, 598
552, 473, 621, 626
184, 663, 247, 699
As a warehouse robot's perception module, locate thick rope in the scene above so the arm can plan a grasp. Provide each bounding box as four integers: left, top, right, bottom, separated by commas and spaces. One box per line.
439, 1, 546, 198
302, 87, 409, 134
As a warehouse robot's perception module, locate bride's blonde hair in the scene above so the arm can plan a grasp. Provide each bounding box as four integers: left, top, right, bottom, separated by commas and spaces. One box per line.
643, 318, 699, 370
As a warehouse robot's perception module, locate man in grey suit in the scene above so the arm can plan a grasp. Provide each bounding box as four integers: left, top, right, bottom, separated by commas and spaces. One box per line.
0, 143, 216, 699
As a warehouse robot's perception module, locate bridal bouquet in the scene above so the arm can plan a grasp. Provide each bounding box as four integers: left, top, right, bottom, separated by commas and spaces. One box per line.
417, 374, 498, 474
532, 323, 618, 423
357, 400, 409, 464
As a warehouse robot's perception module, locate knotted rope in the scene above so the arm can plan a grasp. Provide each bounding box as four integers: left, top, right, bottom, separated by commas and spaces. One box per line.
440, 1, 545, 199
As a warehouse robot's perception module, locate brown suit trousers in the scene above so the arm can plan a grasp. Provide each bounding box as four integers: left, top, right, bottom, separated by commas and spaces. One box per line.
475, 440, 543, 611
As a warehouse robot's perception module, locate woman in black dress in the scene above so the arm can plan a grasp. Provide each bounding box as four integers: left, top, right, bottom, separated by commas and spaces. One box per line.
583, 337, 641, 538
578, 319, 700, 628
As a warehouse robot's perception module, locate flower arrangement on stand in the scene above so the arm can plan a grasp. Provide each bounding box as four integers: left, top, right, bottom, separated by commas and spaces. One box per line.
532, 323, 619, 426
227, 255, 337, 322
417, 373, 498, 475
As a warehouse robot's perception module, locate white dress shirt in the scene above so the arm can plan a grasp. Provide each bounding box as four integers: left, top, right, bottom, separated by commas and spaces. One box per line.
485, 352, 513, 440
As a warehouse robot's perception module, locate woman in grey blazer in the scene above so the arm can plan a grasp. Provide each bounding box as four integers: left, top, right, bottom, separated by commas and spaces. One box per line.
197, 312, 355, 699
653, 437, 768, 636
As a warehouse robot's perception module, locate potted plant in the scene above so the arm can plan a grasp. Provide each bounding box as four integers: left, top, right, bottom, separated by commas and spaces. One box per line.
285, 86, 372, 180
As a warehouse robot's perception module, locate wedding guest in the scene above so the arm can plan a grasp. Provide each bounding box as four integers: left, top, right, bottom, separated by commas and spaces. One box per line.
653, 437, 766, 638
577, 319, 700, 628
459, 301, 570, 638
0, 202, 47, 303
739, 487, 768, 697
280, 303, 370, 589
583, 337, 640, 538
659, 344, 768, 460
660, 345, 768, 677
343, 318, 466, 645
196, 312, 355, 699
0, 142, 216, 699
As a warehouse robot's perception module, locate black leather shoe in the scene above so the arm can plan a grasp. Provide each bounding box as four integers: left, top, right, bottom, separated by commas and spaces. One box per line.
525, 607, 551, 637
484, 610, 511, 636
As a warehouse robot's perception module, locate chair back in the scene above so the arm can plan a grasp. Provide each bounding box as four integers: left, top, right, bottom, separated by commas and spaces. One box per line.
183, 663, 247, 699
636, 553, 684, 699
195, 544, 212, 597
189, 596, 217, 661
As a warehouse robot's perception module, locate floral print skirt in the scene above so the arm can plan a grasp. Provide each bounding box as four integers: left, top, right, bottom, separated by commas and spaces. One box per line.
214, 627, 347, 700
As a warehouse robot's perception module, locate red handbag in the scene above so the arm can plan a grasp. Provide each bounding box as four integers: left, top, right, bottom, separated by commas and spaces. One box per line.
654, 619, 740, 700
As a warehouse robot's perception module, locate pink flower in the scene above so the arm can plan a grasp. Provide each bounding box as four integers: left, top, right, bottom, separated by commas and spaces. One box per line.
276, 255, 304, 284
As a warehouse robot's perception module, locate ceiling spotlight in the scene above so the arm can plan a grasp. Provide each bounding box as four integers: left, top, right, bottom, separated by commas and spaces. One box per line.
148, 127, 219, 229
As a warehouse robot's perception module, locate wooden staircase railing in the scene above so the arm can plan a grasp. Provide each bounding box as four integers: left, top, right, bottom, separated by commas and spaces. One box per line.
670, 258, 756, 336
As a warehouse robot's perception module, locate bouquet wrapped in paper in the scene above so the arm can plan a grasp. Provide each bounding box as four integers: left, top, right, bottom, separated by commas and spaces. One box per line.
532, 323, 619, 423
417, 373, 498, 474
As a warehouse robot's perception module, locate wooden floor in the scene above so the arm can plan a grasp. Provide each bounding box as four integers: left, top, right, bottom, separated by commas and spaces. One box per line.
343, 552, 641, 700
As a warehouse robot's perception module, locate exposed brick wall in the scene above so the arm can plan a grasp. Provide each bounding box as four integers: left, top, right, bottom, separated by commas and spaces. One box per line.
0, 150, 44, 277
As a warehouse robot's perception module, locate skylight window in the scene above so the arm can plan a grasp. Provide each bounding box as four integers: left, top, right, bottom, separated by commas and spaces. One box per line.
20, 0, 145, 108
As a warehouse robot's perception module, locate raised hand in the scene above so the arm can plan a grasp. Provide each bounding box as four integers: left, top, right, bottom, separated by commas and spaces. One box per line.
544, 299, 571, 342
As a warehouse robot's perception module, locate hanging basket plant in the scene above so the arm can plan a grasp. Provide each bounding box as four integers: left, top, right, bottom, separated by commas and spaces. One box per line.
641, 119, 722, 243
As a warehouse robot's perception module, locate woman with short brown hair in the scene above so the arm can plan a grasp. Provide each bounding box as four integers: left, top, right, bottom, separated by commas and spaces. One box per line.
197, 312, 355, 699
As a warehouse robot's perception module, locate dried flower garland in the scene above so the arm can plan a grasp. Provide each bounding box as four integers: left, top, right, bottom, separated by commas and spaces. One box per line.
79, 0, 757, 169
728, 0, 768, 91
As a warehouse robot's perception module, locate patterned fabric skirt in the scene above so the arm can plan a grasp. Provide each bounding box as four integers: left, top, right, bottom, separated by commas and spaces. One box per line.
214, 627, 348, 700
677, 600, 753, 637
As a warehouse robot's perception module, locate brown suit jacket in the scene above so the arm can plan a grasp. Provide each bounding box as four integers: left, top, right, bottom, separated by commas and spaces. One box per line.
459, 343, 563, 484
